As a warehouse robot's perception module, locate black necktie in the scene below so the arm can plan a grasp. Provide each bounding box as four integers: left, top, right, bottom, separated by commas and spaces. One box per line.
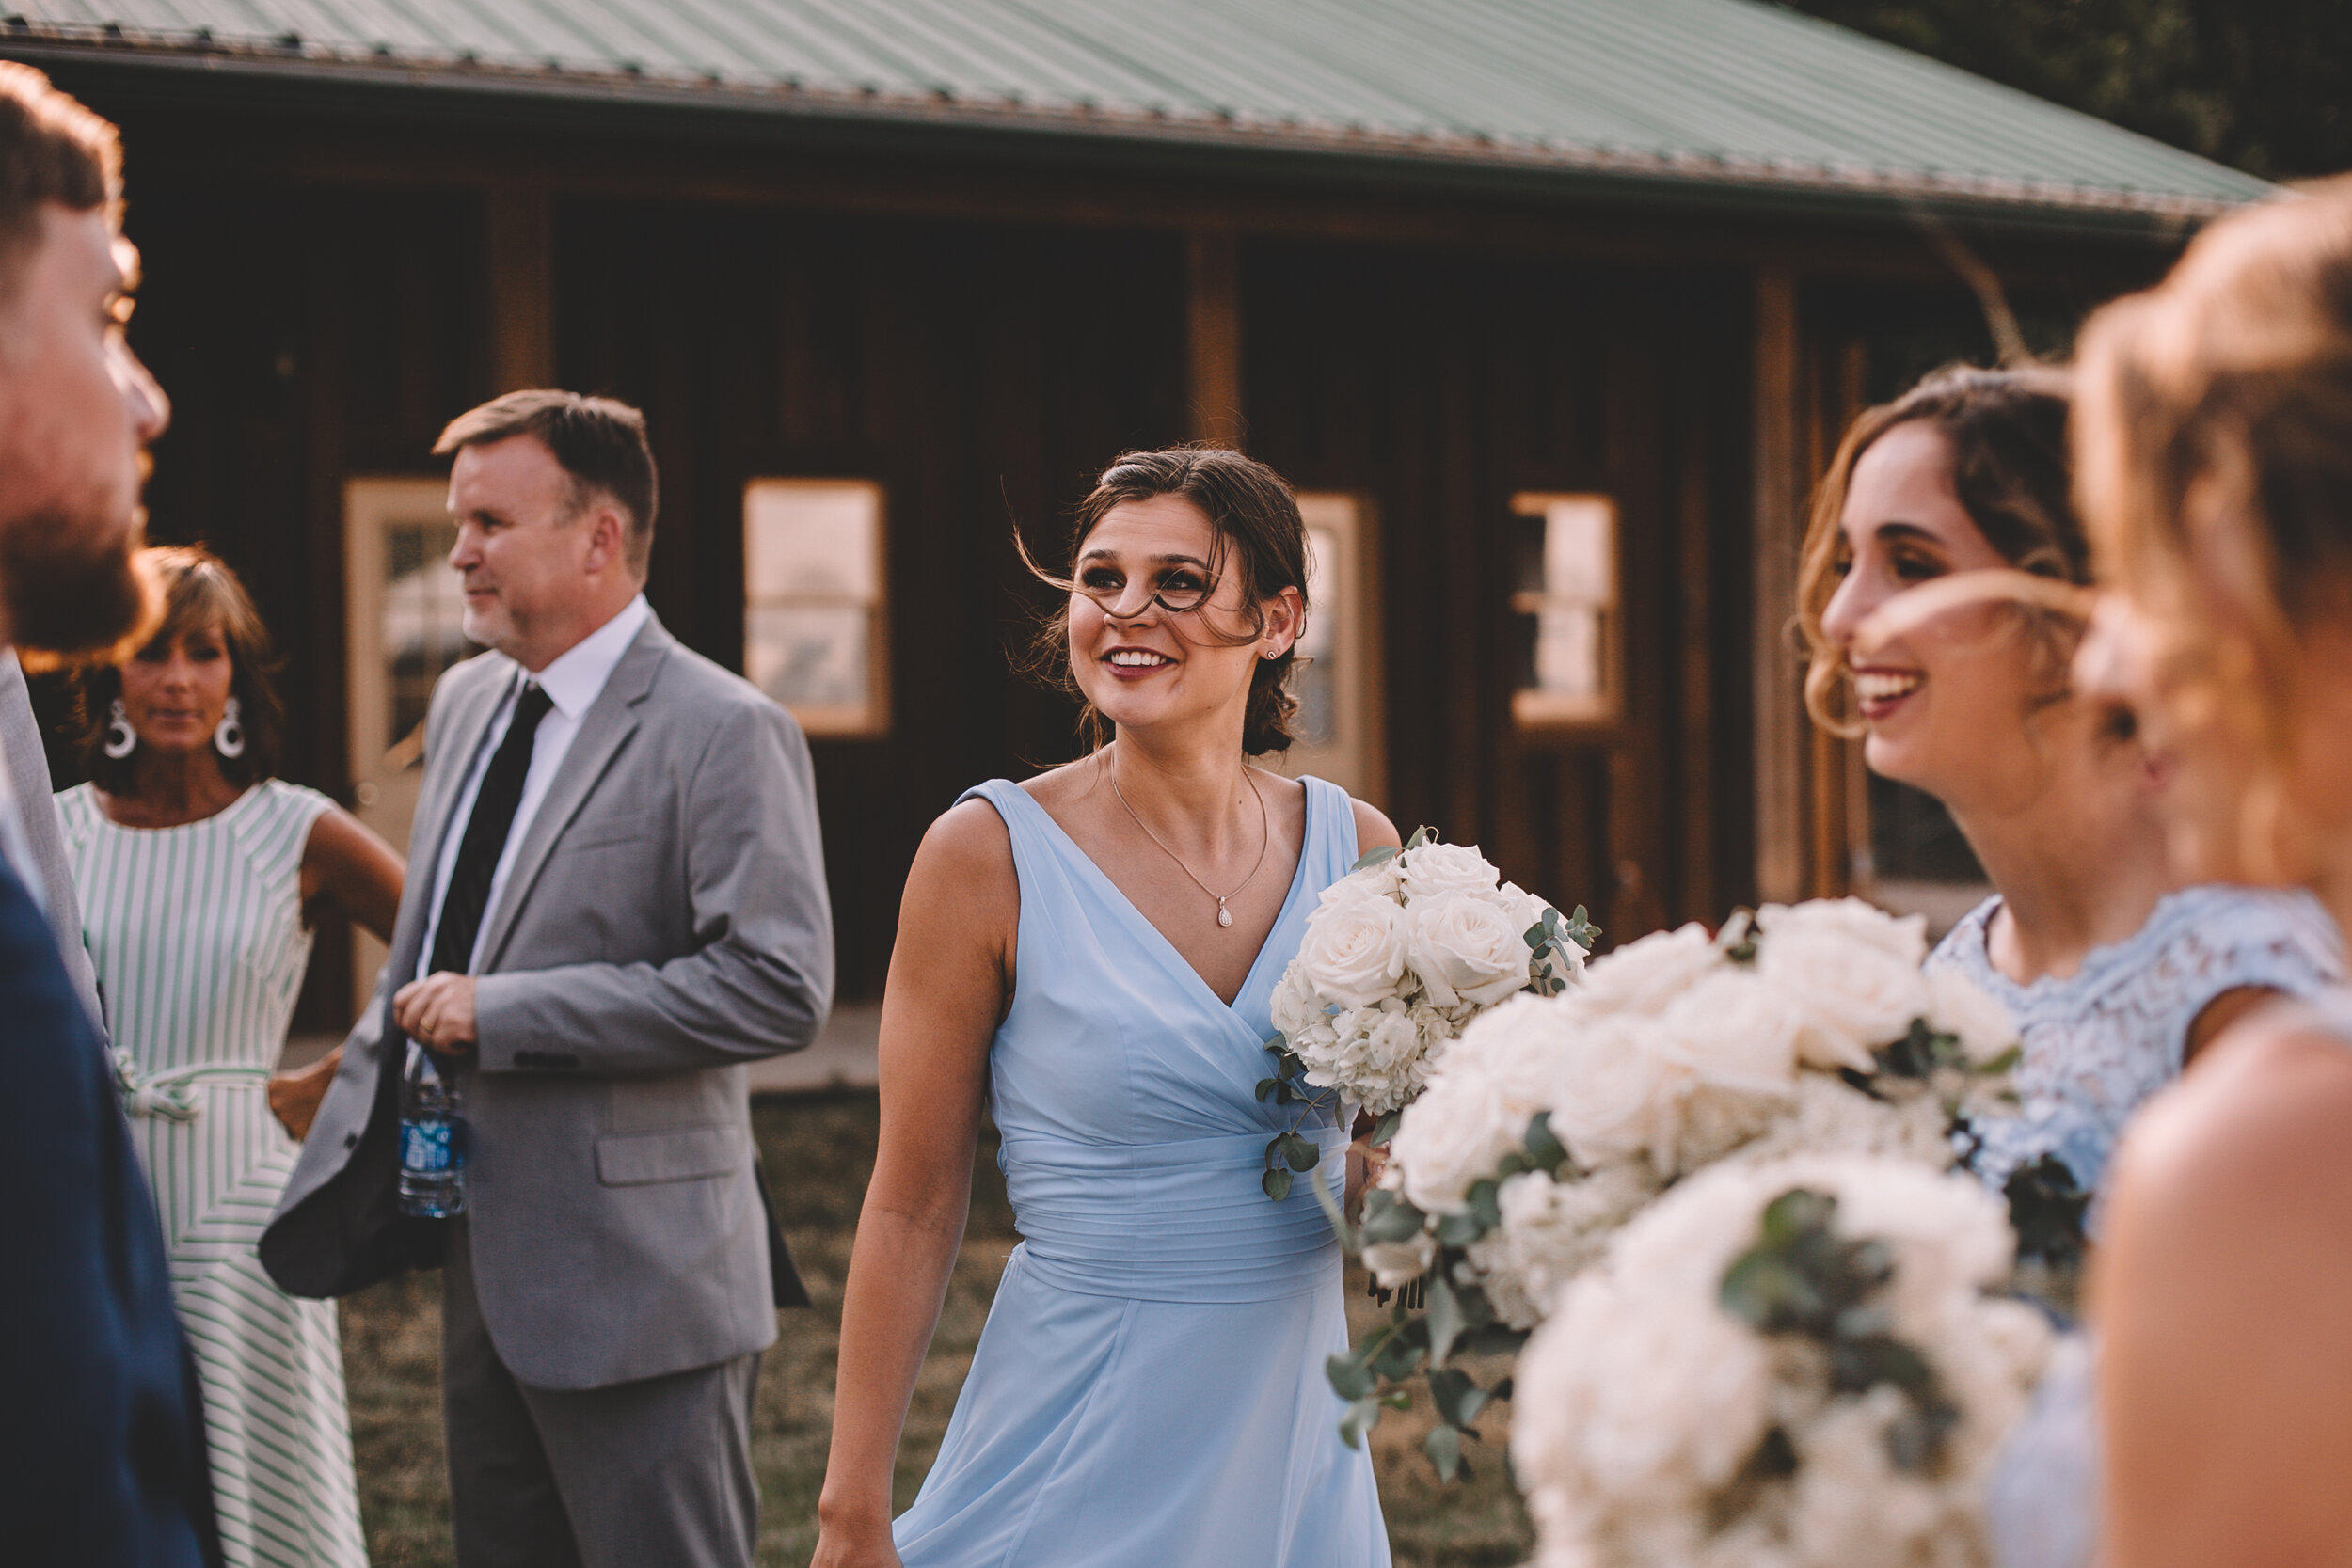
427, 681, 555, 976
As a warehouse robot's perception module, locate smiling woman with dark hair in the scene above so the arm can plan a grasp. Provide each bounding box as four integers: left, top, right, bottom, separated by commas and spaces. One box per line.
58, 544, 403, 1568
815, 448, 1399, 1568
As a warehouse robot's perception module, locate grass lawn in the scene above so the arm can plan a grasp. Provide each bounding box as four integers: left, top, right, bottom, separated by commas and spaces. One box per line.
342, 1092, 1534, 1566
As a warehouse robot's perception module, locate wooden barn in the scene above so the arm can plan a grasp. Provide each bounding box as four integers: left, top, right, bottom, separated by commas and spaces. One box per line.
0, 0, 2267, 1028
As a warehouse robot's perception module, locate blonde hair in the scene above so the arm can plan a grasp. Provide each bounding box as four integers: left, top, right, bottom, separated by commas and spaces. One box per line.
1795, 365, 2086, 735
2074, 178, 2352, 873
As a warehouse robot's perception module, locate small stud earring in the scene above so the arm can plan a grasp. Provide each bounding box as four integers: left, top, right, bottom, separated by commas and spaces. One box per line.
103, 699, 136, 759
214, 696, 246, 760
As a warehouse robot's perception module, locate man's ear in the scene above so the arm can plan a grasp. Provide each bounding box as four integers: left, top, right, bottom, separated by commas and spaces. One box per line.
580, 500, 628, 577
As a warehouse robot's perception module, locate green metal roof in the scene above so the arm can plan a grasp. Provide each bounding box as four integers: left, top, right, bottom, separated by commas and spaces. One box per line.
0, 0, 2274, 220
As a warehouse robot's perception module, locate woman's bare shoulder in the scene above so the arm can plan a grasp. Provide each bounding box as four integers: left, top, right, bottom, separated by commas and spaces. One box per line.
2109, 1007, 2352, 1255
1347, 796, 1403, 860
913, 795, 1016, 886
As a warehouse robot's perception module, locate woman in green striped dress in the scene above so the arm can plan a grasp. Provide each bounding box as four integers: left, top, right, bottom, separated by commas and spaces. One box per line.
57, 546, 403, 1568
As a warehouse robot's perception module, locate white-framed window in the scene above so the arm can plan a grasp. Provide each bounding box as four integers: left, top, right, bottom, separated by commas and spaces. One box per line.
1509, 491, 1620, 729
743, 479, 889, 737
1285, 492, 1386, 805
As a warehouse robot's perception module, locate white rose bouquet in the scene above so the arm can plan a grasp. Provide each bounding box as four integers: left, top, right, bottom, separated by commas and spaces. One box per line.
1254, 828, 1593, 1201
1327, 898, 2021, 1478
1510, 1154, 2053, 1568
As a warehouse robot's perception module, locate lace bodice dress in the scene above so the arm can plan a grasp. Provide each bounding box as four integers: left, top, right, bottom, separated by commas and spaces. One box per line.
1928, 884, 2340, 1198
1949, 889, 2343, 1568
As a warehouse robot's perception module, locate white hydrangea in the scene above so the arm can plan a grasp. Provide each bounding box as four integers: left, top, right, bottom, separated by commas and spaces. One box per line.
1467, 1164, 1661, 1328
1512, 1154, 2052, 1568
1387, 993, 1568, 1213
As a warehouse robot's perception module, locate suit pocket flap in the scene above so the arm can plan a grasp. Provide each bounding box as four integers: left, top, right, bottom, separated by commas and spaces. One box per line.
595, 1126, 745, 1186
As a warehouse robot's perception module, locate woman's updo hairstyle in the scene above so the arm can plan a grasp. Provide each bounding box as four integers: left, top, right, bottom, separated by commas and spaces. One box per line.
1025, 447, 1311, 757
73, 545, 285, 793
2074, 176, 2352, 766
1795, 364, 2088, 734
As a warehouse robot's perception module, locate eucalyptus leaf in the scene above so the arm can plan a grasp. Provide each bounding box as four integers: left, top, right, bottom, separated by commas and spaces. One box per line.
1426, 1268, 1466, 1370
1283, 1132, 1321, 1173
1406, 825, 1436, 850
1360, 1188, 1426, 1244
1263, 1168, 1293, 1202
1327, 1353, 1377, 1402
1307, 1166, 1355, 1249
1254, 1078, 1279, 1103
1368, 1110, 1401, 1146
1434, 1210, 1484, 1248
1975, 1044, 2024, 1076
1339, 1397, 1381, 1450
1468, 1179, 1503, 1234
1425, 1422, 1467, 1481
1524, 1111, 1570, 1174
1350, 845, 1400, 873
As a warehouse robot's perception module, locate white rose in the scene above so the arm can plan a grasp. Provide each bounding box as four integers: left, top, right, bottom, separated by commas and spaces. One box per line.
1362, 1229, 1437, 1289
1576, 923, 1722, 1017
1396, 841, 1503, 902
1294, 883, 1410, 1008
1409, 891, 1534, 1010
1754, 899, 1932, 1072
1925, 964, 2019, 1066
1542, 1014, 1678, 1172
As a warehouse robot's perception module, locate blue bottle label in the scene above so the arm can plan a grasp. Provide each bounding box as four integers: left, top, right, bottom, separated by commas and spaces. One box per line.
402, 1120, 453, 1174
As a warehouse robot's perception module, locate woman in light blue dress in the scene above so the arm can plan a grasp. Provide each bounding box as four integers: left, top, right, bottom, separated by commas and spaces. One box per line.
812, 450, 1396, 1568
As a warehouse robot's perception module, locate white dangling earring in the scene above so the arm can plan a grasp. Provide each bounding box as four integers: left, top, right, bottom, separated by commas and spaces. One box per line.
214, 695, 246, 760
103, 699, 136, 759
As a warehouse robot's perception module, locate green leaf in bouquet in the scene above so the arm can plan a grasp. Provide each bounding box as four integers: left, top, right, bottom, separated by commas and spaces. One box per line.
1434, 1209, 1485, 1248
1426, 1367, 1501, 1430
1460, 1323, 1530, 1359
2003, 1153, 2091, 1270
1360, 1187, 1427, 1244
1424, 1422, 1469, 1481
1718, 908, 1759, 965
1368, 1109, 1401, 1146
1262, 1167, 1294, 1202
1281, 1132, 1322, 1172
1563, 904, 1601, 952
1254, 1077, 1279, 1102
1467, 1178, 1504, 1235
1405, 825, 1437, 850
1426, 1269, 1467, 1369
1327, 1352, 1378, 1402
1338, 1397, 1382, 1450
1306, 1167, 1359, 1252
1974, 1043, 2024, 1076
1350, 844, 1400, 873
1524, 1111, 1571, 1175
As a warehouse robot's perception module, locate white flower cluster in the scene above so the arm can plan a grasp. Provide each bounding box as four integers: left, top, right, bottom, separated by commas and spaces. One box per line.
1269, 840, 1581, 1117
1511, 1154, 2052, 1568
1378, 898, 2016, 1329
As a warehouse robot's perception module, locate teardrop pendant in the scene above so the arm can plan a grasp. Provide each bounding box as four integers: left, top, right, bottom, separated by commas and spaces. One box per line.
1217, 899, 1234, 928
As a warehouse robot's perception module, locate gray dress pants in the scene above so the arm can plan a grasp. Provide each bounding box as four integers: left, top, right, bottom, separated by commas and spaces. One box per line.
441, 1217, 760, 1568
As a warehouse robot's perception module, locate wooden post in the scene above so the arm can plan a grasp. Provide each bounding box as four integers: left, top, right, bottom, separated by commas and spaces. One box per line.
1752, 266, 1804, 905
486, 183, 555, 392
1186, 230, 1244, 448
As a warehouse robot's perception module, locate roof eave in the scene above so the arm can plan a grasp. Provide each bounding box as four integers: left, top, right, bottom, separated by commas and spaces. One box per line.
0, 30, 2258, 240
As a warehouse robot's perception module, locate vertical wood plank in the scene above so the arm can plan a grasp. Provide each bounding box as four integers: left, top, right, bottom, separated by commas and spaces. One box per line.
1751, 266, 1804, 904
1186, 229, 1244, 448
487, 182, 554, 392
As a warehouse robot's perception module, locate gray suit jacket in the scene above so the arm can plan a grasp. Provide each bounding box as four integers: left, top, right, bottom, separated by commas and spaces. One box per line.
0, 650, 103, 1028
262, 612, 834, 1390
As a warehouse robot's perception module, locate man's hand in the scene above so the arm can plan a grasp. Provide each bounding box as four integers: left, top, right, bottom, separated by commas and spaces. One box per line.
393, 972, 479, 1055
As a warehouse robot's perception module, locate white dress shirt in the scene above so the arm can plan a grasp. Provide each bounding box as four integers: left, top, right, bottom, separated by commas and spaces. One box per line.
416, 594, 651, 979
0, 726, 41, 917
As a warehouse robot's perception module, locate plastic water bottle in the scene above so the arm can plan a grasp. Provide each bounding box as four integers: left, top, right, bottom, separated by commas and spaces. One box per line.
398, 1041, 468, 1217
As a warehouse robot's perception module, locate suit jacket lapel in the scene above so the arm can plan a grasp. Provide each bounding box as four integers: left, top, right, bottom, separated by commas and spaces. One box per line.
474, 619, 671, 973
389, 657, 515, 992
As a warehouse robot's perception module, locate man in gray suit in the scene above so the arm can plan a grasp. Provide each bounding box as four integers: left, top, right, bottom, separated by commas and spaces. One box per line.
262, 390, 833, 1568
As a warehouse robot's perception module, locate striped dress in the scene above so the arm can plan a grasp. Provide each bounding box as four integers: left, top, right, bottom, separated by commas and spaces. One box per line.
57, 780, 369, 1568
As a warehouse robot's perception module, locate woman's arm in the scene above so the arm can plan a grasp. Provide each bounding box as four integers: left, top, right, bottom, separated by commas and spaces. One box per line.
812, 801, 1014, 1568
271, 807, 406, 1140
2098, 1016, 2352, 1568
300, 805, 404, 942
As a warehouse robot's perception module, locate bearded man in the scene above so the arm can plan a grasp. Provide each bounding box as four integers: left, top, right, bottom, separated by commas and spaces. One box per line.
0, 62, 220, 1568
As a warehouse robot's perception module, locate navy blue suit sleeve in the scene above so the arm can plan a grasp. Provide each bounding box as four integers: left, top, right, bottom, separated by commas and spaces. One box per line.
0, 863, 215, 1567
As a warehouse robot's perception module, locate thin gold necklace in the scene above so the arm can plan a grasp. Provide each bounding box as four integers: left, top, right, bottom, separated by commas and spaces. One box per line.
1106, 753, 1270, 929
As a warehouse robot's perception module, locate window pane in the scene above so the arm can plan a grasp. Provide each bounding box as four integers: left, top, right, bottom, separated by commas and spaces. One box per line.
743, 480, 888, 736
1510, 492, 1619, 725
382, 519, 472, 752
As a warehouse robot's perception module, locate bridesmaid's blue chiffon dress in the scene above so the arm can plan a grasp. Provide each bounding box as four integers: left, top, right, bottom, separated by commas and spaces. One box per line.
893, 776, 1391, 1568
